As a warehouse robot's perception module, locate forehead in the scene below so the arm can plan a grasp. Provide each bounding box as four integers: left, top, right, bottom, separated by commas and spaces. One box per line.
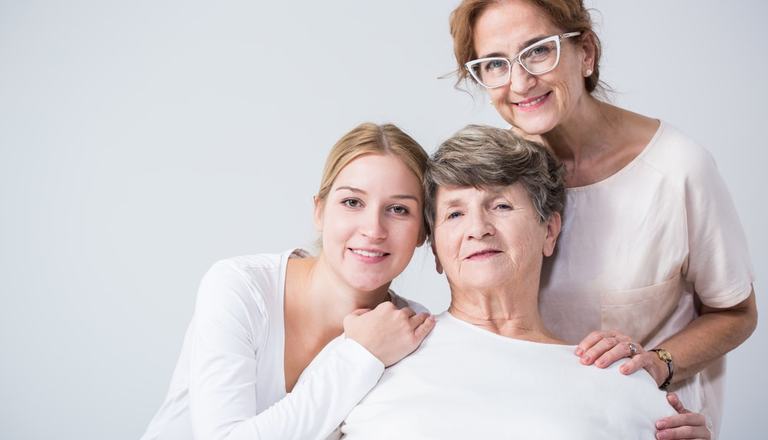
332, 153, 422, 195
473, 0, 560, 57
435, 183, 529, 205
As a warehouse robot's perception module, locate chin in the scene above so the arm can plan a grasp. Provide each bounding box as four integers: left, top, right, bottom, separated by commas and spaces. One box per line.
346, 274, 391, 293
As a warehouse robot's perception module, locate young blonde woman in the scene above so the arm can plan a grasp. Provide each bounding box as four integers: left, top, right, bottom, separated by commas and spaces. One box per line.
140, 123, 435, 440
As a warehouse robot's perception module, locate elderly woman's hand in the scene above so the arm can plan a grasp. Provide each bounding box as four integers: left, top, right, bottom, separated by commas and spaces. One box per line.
655, 393, 711, 440
575, 329, 669, 386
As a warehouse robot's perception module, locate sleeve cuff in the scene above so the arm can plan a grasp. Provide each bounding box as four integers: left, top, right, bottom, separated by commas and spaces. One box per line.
339, 337, 385, 373
699, 281, 754, 308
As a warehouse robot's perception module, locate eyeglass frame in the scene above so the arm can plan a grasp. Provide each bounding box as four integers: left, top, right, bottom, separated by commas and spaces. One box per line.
465, 32, 582, 89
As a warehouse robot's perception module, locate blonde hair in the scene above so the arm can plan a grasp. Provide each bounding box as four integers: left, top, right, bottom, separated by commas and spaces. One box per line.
317, 122, 429, 230
449, 0, 603, 93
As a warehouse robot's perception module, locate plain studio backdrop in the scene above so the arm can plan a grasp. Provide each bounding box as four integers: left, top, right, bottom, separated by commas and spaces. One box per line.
1, 1, 766, 438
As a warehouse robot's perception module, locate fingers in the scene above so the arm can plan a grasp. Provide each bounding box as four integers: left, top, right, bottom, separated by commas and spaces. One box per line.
656, 416, 710, 439
619, 352, 653, 375
593, 341, 643, 368
575, 330, 631, 359
409, 312, 430, 327
575, 330, 607, 356
666, 393, 687, 414
580, 335, 629, 366
412, 314, 436, 341
656, 407, 710, 440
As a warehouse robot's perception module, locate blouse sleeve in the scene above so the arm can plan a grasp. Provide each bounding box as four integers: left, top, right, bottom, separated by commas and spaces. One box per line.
188, 261, 385, 440
683, 146, 754, 308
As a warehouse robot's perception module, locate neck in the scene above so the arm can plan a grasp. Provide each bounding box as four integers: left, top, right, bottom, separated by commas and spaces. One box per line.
447, 282, 558, 343
539, 96, 621, 163
291, 254, 392, 334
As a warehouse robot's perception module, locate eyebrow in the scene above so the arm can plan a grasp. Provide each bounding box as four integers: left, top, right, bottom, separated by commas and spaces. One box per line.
335, 186, 420, 202
479, 34, 549, 59
437, 197, 466, 210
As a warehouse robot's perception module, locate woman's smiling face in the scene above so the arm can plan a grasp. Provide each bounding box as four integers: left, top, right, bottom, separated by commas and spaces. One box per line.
432, 182, 559, 294
473, 0, 594, 135
315, 153, 424, 293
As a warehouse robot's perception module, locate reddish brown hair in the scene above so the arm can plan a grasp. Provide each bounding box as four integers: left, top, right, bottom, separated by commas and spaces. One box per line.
449, 0, 602, 93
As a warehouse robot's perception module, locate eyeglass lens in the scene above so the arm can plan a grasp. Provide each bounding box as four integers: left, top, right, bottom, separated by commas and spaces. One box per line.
473, 39, 559, 88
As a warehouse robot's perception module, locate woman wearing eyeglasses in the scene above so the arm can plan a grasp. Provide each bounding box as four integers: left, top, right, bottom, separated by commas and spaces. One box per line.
449, 1, 756, 439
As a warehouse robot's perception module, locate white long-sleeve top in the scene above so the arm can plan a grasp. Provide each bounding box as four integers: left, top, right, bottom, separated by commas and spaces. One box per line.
141, 249, 420, 440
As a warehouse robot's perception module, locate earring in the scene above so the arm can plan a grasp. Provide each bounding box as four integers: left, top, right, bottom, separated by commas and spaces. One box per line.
585, 69, 593, 77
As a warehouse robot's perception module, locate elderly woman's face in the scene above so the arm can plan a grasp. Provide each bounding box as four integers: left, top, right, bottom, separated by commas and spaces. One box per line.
473, 0, 592, 135
432, 183, 559, 292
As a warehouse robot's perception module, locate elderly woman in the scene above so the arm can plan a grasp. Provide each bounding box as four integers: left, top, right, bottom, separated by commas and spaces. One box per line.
448, 1, 757, 437
338, 125, 687, 439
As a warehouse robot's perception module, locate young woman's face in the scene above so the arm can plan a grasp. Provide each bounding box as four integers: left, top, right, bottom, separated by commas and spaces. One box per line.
315, 153, 424, 292
472, 0, 592, 135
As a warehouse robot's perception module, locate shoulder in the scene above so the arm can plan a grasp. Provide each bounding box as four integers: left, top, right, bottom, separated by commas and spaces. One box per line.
195, 249, 297, 316
640, 122, 720, 181
389, 291, 430, 314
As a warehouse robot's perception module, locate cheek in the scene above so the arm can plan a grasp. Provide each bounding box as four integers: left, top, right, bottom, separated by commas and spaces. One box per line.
322, 212, 354, 246
396, 219, 424, 247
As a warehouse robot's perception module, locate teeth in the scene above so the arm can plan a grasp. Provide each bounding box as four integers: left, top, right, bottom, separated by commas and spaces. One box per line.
351, 249, 386, 257
518, 94, 547, 107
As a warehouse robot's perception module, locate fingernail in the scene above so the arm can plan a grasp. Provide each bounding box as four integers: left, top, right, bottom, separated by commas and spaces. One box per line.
575, 348, 583, 356
596, 361, 605, 367
620, 366, 628, 374
583, 356, 591, 363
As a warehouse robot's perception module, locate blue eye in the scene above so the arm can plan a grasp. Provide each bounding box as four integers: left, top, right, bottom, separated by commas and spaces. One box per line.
484, 59, 508, 73
447, 211, 463, 220
495, 203, 513, 210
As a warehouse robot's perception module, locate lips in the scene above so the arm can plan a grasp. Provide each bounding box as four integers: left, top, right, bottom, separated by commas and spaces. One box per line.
513, 91, 551, 111
350, 248, 388, 258
465, 249, 502, 260
348, 247, 390, 264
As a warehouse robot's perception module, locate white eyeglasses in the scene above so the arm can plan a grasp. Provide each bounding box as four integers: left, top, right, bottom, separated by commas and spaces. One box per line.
465, 32, 581, 89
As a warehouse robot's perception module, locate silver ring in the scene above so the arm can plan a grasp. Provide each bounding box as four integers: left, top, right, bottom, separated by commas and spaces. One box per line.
628, 342, 638, 357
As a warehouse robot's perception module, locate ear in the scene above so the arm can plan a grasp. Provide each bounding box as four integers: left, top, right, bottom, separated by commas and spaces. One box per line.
313, 195, 324, 232
430, 240, 443, 274
542, 212, 561, 257
580, 32, 597, 74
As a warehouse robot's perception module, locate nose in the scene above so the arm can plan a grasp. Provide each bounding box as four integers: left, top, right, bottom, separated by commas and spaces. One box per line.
360, 209, 387, 241
508, 61, 535, 95
466, 209, 494, 240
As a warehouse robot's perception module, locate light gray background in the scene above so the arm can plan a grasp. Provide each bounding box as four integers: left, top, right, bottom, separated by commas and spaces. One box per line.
1, 1, 765, 438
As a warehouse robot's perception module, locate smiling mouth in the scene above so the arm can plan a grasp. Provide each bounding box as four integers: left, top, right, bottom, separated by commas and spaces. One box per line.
349, 248, 389, 258
514, 91, 551, 108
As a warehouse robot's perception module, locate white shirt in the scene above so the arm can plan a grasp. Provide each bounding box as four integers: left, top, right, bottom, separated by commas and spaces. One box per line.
340, 312, 675, 439
141, 250, 419, 440
539, 122, 754, 436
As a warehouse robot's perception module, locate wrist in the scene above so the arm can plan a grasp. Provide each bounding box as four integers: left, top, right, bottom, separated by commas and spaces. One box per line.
649, 348, 674, 390
648, 355, 667, 387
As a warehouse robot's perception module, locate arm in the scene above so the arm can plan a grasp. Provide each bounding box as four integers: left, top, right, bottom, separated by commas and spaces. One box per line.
189, 261, 384, 440
581, 142, 758, 384
625, 289, 756, 387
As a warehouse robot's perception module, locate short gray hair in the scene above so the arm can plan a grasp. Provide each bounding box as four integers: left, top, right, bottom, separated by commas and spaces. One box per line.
424, 125, 565, 236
